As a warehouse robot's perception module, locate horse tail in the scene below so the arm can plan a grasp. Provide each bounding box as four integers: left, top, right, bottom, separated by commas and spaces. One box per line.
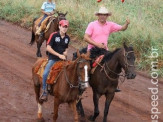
29, 18, 37, 45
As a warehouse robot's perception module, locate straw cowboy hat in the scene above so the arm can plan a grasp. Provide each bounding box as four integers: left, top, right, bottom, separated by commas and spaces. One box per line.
95, 6, 112, 16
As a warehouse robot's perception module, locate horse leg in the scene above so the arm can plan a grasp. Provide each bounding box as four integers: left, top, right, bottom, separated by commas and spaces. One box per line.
33, 73, 44, 121
69, 100, 79, 122
36, 41, 42, 57
29, 18, 37, 45
76, 99, 85, 117
53, 98, 60, 122
29, 28, 35, 45
34, 84, 45, 122
103, 93, 115, 122
89, 92, 101, 121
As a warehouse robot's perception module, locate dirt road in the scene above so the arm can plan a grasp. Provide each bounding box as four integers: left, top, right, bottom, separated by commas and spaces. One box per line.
0, 20, 162, 122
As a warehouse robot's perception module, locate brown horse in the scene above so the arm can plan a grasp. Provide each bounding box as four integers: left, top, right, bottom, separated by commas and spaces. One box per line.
32, 51, 91, 122
29, 11, 67, 57
73, 43, 136, 122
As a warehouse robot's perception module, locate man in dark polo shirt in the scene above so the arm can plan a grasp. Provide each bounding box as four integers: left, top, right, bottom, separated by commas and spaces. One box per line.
40, 20, 70, 101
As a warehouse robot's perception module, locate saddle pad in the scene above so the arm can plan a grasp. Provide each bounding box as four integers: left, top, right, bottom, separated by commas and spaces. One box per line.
34, 59, 71, 84
91, 55, 104, 74
92, 55, 104, 67
47, 61, 71, 84
44, 17, 57, 33
35, 59, 48, 80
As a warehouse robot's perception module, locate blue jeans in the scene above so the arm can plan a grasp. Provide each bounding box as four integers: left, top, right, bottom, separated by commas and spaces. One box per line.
42, 59, 56, 91
38, 14, 48, 27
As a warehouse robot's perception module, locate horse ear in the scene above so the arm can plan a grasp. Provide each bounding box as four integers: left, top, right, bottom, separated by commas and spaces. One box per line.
129, 44, 133, 48
123, 42, 128, 50
64, 11, 68, 16
77, 49, 80, 58
56, 11, 59, 15
86, 51, 91, 60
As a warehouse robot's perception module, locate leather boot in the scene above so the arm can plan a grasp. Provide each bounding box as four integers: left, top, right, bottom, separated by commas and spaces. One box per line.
39, 90, 48, 102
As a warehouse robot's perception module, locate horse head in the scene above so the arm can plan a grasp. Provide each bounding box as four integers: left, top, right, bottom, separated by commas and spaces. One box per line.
76, 50, 91, 90
120, 42, 136, 79
56, 11, 67, 21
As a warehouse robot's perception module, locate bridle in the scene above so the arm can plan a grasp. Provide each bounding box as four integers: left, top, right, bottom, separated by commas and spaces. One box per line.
99, 49, 135, 81
123, 50, 135, 69
64, 58, 90, 89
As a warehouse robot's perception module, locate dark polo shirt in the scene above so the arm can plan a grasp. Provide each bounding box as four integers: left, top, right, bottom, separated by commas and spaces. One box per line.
47, 32, 70, 60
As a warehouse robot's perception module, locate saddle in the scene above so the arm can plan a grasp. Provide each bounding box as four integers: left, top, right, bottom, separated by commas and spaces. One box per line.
35, 16, 57, 35
91, 55, 104, 74
34, 59, 71, 84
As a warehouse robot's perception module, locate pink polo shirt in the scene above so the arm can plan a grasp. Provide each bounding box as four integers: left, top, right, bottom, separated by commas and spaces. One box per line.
85, 20, 122, 50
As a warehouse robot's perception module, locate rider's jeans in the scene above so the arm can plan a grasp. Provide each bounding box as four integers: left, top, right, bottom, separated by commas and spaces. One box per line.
38, 14, 48, 27
42, 59, 56, 92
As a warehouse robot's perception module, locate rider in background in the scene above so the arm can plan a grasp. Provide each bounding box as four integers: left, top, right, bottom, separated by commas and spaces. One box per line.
84, 6, 130, 92
39, 20, 70, 101
36, 0, 56, 36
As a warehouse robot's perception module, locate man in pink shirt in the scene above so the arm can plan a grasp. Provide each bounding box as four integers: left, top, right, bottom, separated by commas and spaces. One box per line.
84, 6, 130, 50
84, 7, 130, 92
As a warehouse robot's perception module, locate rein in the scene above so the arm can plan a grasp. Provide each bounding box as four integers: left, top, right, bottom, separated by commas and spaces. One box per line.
63, 58, 89, 89
97, 49, 135, 81
124, 50, 135, 69
64, 68, 79, 88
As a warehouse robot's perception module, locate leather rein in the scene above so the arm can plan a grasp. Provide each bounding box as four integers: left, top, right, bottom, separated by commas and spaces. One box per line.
97, 49, 135, 81
64, 58, 89, 88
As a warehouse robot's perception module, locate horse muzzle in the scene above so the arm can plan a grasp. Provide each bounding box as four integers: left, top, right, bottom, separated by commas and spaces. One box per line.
126, 72, 136, 79
79, 81, 89, 90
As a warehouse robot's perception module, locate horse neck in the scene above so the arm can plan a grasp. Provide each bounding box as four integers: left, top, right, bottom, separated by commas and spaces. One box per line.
44, 18, 59, 40
65, 60, 78, 83
106, 49, 123, 74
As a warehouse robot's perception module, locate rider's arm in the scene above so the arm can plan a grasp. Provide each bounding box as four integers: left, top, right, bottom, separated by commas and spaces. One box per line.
120, 19, 130, 31
46, 45, 66, 60
84, 33, 106, 49
41, 9, 51, 16
63, 48, 68, 57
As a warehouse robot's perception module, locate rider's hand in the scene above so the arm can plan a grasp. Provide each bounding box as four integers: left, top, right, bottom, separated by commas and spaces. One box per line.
97, 43, 106, 49
46, 12, 51, 16
63, 51, 67, 57
59, 54, 66, 60
126, 18, 130, 25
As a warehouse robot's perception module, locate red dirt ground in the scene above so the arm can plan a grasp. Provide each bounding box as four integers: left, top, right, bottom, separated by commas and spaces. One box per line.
0, 20, 162, 122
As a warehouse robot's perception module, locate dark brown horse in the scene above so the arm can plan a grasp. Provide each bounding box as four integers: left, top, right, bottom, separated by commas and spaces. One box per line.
29, 11, 67, 57
73, 43, 136, 122
32, 51, 91, 122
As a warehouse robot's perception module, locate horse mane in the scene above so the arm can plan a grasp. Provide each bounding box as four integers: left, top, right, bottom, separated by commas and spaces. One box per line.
101, 48, 120, 63
73, 47, 121, 63
72, 47, 87, 60
89, 47, 121, 64
90, 47, 108, 59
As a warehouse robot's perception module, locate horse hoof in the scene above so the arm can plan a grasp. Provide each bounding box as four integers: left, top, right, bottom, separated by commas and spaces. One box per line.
37, 117, 45, 122
88, 115, 95, 121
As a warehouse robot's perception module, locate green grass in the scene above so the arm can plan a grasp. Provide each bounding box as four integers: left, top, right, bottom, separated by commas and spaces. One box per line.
0, 0, 162, 77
